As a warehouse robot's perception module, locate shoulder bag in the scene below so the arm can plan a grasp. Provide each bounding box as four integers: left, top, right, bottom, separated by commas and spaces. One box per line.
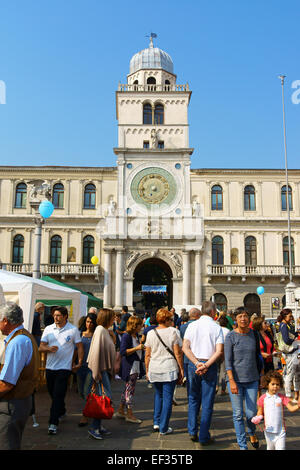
153, 328, 176, 359
83, 382, 114, 420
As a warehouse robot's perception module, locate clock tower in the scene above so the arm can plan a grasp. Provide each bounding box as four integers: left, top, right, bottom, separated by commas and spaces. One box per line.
114, 35, 193, 217
101, 37, 204, 311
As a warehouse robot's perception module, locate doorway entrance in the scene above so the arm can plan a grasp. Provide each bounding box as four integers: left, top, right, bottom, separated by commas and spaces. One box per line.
244, 293, 261, 315
133, 258, 173, 314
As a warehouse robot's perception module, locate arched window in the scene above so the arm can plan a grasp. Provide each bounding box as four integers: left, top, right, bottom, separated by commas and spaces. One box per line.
213, 293, 228, 312
283, 236, 295, 266
281, 185, 293, 211
211, 185, 223, 211
52, 183, 64, 209
50, 235, 62, 264
212, 236, 224, 265
147, 77, 156, 84
245, 236, 257, 265
244, 293, 261, 315
146, 77, 156, 91
15, 183, 27, 208
154, 103, 164, 124
12, 234, 24, 263
83, 235, 95, 264
143, 103, 152, 125
84, 184, 96, 209
244, 185, 256, 211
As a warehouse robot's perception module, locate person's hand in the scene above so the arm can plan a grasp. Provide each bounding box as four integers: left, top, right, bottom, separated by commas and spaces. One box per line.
177, 369, 184, 385
195, 363, 208, 376
135, 344, 144, 351
91, 379, 101, 393
229, 379, 238, 394
48, 346, 58, 353
251, 415, 263, 425
72, 363, 82, 373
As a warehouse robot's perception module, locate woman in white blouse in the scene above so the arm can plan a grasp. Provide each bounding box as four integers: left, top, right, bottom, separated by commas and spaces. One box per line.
145, 308, 184, 435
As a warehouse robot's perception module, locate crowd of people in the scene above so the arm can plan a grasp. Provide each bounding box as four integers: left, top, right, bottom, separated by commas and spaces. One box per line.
1, 299, 300, 450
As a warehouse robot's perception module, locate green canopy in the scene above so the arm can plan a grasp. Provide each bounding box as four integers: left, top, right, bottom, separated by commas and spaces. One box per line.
40, 276, 103, 309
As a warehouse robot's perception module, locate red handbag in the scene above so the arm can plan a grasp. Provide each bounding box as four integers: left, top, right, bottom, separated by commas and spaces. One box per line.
83, 383, 114, 420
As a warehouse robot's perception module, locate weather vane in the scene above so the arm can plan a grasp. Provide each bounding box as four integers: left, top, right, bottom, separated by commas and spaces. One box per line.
146, 32, 157, 47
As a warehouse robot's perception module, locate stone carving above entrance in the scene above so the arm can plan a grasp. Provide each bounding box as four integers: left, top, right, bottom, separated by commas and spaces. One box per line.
123, 249, 181, 279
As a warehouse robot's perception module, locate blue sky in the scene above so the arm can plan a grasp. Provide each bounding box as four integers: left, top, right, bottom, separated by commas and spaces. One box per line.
0, 0, 299, 169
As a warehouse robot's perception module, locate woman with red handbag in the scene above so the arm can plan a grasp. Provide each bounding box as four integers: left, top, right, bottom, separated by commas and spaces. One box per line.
86, 309, 116, 440
115, 316, 145, 423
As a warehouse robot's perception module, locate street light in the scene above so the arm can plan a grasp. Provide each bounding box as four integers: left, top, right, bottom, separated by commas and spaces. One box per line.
278, 75, 293, 283
28, 180, 53, 279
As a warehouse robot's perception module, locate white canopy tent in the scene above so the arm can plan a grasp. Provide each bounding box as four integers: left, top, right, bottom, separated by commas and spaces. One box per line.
0, 269, 87, 331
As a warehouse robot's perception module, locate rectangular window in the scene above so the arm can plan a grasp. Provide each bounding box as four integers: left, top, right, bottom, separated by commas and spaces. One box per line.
244, 194, 256, 211
143, 141, 150, 149
15, 192, 27, 208
212, 194, 223, 211
158, 141, 164, 149
53, 191, 64, 209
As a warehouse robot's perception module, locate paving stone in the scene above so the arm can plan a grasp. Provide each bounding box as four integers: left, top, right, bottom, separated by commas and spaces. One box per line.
21, 378, 300, 451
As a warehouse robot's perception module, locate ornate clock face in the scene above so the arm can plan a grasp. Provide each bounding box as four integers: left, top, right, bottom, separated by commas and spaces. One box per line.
130, 167, 177, 209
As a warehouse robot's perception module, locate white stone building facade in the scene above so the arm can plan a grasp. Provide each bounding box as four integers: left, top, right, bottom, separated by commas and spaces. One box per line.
0, 38, 299, 317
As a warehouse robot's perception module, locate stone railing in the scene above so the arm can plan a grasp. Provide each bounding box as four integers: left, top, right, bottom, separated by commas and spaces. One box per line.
1, 263, 100, 276
118, 83, 190, 92
207, 265, 300, 277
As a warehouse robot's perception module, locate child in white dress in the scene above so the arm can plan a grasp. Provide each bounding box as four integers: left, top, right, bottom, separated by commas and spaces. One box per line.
251, 370, 300, 450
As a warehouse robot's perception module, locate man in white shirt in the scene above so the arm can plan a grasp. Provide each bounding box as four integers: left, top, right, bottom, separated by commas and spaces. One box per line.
39, 306, 84, 435
182, 301, 224, 446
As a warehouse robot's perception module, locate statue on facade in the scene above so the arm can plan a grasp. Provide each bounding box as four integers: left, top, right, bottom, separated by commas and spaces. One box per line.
192, 198, 201, 217
151, 129, 157, 149
107, 197, 117, 216
28, 180, 51, 204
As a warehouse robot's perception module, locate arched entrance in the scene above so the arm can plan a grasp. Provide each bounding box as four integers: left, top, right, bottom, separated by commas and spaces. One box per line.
244, 293, 261, 315
133, 258, 172, 314
211, 293, 228, 312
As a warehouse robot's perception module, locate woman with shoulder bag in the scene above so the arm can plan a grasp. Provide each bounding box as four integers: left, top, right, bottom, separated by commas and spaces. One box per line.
278, 309, 300, 402
115, 316, 145, 423
145, 308, 184, 435
86, 309, 116, 440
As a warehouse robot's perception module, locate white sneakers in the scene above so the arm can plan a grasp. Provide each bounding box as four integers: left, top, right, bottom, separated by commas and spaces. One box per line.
48, 424, 57, 435
160, 427, 173, 435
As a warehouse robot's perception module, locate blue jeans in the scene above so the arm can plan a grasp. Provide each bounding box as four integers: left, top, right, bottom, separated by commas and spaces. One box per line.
90, 370, 112, 432
227, 380, 259, 450
153, 380, 177, 433
187, 362, 217, 443
77, 367, 93, 400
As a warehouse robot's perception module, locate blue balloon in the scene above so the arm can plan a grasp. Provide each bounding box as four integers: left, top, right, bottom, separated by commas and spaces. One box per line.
39, 200, 54, 218
257, 286, 264, 295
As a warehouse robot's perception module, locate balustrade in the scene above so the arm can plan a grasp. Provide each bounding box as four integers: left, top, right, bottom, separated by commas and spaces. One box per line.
118, 83, 190, 92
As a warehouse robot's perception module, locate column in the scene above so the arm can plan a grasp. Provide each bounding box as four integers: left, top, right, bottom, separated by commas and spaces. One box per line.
182, 250, 190, 306
194, 250, 202, 306
114, 248, 124, 309
32, 218, 44, 279
103, 248, 112, 308
65, 179, 71, 215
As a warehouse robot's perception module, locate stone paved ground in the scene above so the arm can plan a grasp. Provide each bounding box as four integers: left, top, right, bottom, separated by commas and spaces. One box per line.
22, 377, 300, 452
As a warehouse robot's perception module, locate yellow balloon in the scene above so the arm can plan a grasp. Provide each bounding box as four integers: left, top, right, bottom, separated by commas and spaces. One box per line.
91, 256, 99, 265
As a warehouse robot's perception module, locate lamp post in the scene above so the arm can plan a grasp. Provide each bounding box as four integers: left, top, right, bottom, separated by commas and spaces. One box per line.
279, 76, 297, 323
28, 180, 53, 279
279, 75, 293, 283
